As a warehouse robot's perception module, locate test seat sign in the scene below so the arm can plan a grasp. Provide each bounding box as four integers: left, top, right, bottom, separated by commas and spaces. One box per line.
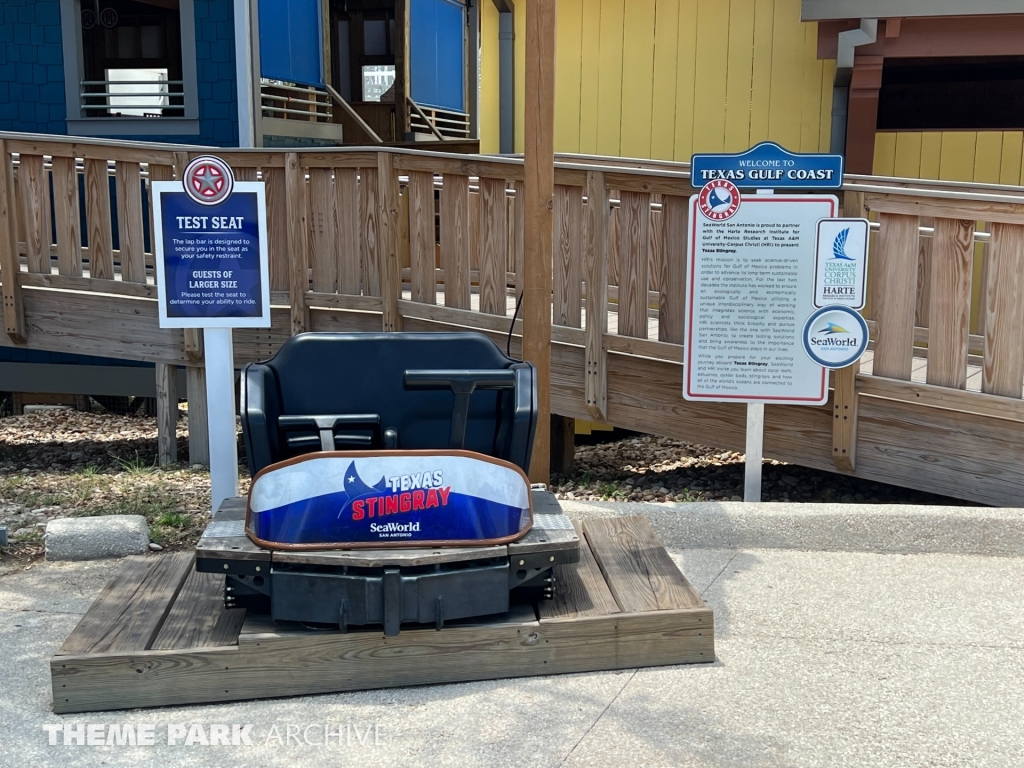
153, 156, 270, 329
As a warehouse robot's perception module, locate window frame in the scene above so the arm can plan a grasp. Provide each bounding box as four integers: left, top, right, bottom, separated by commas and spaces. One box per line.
60, 0, 201, 136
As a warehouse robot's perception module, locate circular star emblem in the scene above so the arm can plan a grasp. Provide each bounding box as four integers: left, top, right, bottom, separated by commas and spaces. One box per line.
183, 155, 234, 206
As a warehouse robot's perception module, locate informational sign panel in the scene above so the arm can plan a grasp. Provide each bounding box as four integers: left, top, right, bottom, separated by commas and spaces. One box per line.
691, 142, 844, 190
813, 218, 870, 309
683, 192, 838, 405
153, 158, 270, 330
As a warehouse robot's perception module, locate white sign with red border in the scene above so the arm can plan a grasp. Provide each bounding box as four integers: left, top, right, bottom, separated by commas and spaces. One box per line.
683, 190, 838, 405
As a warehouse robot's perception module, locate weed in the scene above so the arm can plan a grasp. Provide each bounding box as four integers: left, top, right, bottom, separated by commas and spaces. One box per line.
156, 511, 189, 528
112, 451, 157, 475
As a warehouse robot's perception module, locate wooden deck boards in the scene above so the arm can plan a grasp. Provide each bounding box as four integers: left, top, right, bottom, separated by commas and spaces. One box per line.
57, 553, 194, 656
50, 516, 712, 713
149, 569, 246, 651
583, 517, 703, 612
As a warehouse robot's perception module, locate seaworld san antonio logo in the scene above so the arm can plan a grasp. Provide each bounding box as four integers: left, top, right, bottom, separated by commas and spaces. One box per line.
344, 463, 451, 521
817, 320, 849, 334
802, 305, 869, 369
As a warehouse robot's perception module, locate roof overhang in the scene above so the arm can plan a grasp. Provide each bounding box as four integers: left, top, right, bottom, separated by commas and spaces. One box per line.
802, 1, 1024, 21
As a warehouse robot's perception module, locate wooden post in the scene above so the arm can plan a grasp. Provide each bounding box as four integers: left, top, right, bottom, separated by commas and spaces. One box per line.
186, 366, 210, 467
832, 190, 864, 472
156, 363, 178, 466
394, 0, 410, 138
831, 363, 859, 471
522, 0, 556, 484
0, 139, 24, 342
377, 152, 402, 332
285, 152, 309, 335
550, 415, 575, 476
584, 171, 608, 420
184, 328, 204, 364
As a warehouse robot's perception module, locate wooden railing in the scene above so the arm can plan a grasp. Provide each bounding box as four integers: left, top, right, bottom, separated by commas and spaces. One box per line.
260, 81, 334, 123
3, 131, 1024, 505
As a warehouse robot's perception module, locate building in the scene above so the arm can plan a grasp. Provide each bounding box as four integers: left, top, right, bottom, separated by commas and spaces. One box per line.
4, 0, 1022, 181
0, 0, 480, 149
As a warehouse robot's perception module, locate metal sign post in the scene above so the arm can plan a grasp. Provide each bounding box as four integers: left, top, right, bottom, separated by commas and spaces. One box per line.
203, 328, 239, 509
743, 188, 773, 502
153, 156, 270, 512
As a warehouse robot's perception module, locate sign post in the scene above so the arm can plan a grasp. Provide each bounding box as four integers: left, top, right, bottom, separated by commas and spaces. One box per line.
153, 156, 270, 511
685, 142, 867, 502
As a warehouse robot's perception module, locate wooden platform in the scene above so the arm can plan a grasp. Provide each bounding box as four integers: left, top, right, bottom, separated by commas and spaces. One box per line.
50, 516, 713, 713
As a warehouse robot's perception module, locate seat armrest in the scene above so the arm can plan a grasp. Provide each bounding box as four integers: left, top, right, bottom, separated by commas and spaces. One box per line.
241, 363, 275, 475
509, 362, 538, 472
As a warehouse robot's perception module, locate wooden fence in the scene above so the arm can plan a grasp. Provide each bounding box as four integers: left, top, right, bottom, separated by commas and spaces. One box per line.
3, 132, 1024, 505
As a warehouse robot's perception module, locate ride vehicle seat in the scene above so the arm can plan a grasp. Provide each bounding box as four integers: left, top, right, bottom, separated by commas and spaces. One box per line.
240, 332, 538, 475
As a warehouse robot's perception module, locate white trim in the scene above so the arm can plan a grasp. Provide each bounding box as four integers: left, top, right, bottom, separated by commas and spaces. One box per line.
179, 0, 200, 120
153, 181, 272, 330
234, 0, 255, 147
802, 0, 1024, 20
60, 0, 200, 129
59, 0, 82, 124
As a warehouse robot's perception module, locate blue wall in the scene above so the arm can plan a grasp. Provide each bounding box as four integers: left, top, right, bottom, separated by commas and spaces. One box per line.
0, 0, 239, 147
0, 0, 66, 134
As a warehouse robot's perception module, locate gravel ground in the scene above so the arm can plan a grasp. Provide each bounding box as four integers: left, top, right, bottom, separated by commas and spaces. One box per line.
0, 409, 247, 561
0, 412, 965, 562
552, 432, 967, 506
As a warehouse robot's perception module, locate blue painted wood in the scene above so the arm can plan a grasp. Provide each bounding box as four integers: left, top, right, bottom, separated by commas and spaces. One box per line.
410, 0, 466, 112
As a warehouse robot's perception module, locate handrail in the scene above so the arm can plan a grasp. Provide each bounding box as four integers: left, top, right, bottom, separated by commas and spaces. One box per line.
4, 129, 1024, 509
4, 129, 1024, 203
325, 84, 383, 144
406, 97, 447, 142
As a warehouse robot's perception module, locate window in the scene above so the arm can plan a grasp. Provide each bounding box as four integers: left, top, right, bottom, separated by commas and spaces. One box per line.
101, 67, 172, 117
362, 65, 395, 101
878, 57, 1024, 131
61, 0, 200, 135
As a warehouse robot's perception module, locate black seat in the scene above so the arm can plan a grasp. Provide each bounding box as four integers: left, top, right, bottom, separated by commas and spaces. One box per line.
241, 332, 537, 475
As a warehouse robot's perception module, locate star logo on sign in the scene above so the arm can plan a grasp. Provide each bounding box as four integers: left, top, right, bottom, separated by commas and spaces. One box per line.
192, 166, 223, 196
348, 476, 355, 483
182, 155, 234, 206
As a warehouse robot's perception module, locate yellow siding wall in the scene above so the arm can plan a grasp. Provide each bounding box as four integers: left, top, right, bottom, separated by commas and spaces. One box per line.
873, 130, 1024, 335
480, 1, 500, 154
479, 0, 834, 159
873, 131, 1024, 185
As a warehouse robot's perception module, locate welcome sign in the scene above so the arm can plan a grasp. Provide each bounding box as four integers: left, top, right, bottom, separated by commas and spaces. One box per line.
246, 451, 533, 548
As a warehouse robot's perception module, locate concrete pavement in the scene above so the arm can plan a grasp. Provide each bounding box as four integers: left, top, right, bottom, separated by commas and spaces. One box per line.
2, 501, 1023, 767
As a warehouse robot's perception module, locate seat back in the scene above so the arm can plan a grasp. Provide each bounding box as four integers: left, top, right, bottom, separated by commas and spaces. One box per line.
241, 332, 537, 475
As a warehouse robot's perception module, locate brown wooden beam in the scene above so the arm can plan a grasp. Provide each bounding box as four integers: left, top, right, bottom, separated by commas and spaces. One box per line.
523, 0, 556, 485
0, 139, 25, 342
550, 415, 575, 476
845, 55, 883, 175
285, 152, 310, 335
